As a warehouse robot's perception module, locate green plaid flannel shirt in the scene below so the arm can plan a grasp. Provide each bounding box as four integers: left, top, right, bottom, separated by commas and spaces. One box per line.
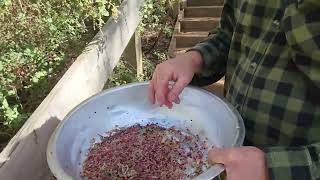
189, 0, 320, 179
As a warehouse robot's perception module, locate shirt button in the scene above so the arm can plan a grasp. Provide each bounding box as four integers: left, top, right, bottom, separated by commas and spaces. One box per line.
250, 62, 257, 69
272, 20, 280, 28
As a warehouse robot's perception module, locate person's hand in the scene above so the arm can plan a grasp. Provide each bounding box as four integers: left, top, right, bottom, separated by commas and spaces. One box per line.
149, 51, 203, 108
209, 147, 269, 180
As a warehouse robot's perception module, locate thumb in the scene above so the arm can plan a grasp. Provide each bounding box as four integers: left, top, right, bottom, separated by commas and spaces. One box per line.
168, 78, 189, 103
208, 148, 232, 165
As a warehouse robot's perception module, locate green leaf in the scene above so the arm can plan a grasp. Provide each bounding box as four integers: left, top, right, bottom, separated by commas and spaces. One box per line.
7, 90, 16, 96
32, 76, 39, 83
0, 0, 122, 134
0, 61, 3, 71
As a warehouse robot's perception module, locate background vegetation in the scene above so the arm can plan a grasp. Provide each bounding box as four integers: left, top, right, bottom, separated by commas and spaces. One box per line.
106, 0, 176, 88
0, 0, 176, 149
0, 0, 121, 147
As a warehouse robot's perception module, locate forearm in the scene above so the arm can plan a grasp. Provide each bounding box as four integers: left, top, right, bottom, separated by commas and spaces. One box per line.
189, 30, 231, 86
185, 51, 203, 74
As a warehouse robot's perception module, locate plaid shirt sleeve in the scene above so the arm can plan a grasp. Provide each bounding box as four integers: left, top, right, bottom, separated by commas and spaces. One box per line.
188, 0, 235, 86
283, 0, 320, 89
264, 2, 320, 179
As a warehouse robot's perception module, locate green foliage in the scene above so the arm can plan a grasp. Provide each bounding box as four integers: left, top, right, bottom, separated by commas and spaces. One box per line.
0, 0, 121, 138
138, 0, 173, 33
0, 0, 175, 144
163, 25, 174, 38
105, 0, 175, 89
105, 55, 158, 89
105, 49, 169, 88
142, 56, 157, 81
105, 60, 139, 88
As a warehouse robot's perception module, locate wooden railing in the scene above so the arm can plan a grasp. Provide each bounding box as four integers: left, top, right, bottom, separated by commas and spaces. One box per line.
0, 0, 145, 179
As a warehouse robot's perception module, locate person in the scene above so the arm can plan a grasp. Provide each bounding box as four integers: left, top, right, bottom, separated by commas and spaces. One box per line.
148, 0, 320, 179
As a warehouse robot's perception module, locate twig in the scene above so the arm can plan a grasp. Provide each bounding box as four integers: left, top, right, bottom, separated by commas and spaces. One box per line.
17, 0, 24, 11
0, 132, 12, 137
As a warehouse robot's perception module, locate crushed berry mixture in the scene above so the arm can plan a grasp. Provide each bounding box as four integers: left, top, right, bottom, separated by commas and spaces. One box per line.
82, 124, 209, 180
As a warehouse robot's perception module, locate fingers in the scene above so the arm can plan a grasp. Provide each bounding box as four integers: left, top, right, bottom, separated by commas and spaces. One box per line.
149, 76, 183, 107
155, 69, 172, 107
208, 148, 232, 165
168, 78, 188, 103
148, 79, 155, 104
209, 147, 268, 180
151, 62, 187, 108
156, 73, 168, 106
164, 100, 173, 109
173, 97, 180, 104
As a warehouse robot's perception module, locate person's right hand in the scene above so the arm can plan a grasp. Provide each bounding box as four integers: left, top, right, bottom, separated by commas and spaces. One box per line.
148, 51, 203, 108
208, 147, 269, 180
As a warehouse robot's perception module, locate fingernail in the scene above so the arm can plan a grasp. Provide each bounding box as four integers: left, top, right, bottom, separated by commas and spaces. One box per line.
175, 98, 180, 104
168, 94, 175, 102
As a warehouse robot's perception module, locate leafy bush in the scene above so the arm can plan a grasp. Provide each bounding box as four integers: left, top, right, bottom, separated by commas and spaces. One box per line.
139, 0, 176, 33
105, 0, 176, 88
0, 0, 176, 147
0, 0, 121, 139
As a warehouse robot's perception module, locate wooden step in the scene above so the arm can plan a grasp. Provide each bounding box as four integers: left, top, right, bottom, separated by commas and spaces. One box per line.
180, 17, 220, 32
175, 32, 208, 48
184, 6, 223, 18
187, 0, 224, 7
203, 79, 225, 98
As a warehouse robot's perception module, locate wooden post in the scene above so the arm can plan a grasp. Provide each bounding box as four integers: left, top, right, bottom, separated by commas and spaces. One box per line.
167, 0, 180, 18
123, 31, 143, 77
181, 0, 187, 9
168, 0, 183, 58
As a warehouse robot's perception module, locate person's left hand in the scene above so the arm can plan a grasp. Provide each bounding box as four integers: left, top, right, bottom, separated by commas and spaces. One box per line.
208, 146, 269, 180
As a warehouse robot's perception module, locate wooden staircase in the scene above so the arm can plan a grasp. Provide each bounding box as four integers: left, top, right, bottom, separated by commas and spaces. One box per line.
168, 0, 225, 97
169, 0, 224, 56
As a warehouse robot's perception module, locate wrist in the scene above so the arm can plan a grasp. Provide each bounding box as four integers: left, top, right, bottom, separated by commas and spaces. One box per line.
186, 51, 203, 73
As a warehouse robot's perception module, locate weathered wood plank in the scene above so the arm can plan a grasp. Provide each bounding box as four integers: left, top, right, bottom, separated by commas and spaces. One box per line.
187, 0, 224, 6
135, 32, 143, 77
0, 0, 144, 179
167, 0, 180, 18
184, 6, 223, 18
168, 8, 183, 58
180, 17, 220, 32
123, 32, 143, 76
